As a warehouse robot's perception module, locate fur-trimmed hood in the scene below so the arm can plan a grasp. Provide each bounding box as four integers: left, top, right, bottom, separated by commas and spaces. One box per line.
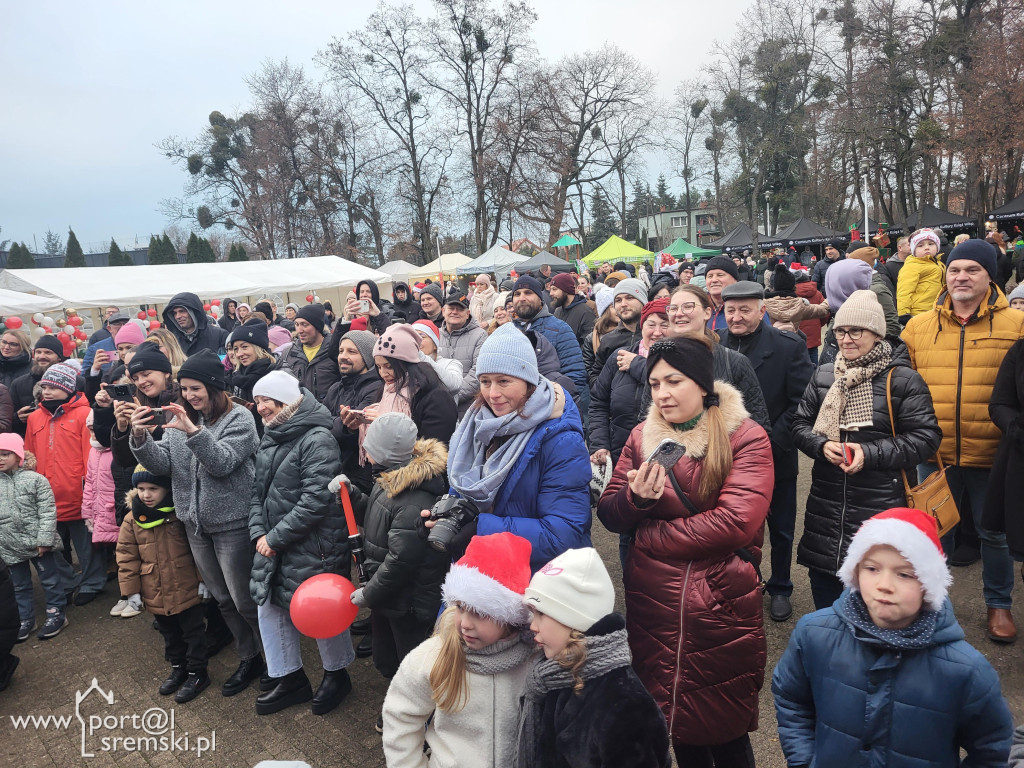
18, 451, 37, 472
377, 438, 448, 498
641, 380, 749, 460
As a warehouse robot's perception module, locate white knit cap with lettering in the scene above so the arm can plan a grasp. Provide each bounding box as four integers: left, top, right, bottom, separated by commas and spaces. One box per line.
523, 548, 615, 632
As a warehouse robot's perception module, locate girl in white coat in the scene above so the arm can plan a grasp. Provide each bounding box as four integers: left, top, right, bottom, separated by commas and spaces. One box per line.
382, 532, 536, 768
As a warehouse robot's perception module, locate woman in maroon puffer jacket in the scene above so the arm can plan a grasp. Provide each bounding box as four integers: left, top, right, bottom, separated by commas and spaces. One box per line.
597, 336, 773, 768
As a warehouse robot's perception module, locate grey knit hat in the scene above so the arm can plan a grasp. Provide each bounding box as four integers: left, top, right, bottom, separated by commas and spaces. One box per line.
833, 290, 886, 338
341, 330, 377, 371
363, 412, 418, 469
612, 278, 647, 306
475, 323, 540, 384
1008, 283, 1024, 304
419, 283, 444, 305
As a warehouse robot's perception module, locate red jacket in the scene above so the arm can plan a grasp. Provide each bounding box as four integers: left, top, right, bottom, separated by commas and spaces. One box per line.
794, 279, 827, 349
25, 393, 92, 522
597, 382, 773, 747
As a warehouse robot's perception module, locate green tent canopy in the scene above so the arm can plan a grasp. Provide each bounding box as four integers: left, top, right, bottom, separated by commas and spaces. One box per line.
660, 237, 719, 259
550, 234, 582, 248
582, 235, 652, 267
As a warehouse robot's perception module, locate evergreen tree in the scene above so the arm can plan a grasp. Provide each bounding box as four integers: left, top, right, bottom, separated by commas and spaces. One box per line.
108, 239, 133, 266
146, 235, 162, 265
228, 243, 248, 262
162, 234, 178, 264
150, 234, 178, 265
625, 180, 650, 243
186, 232, 202, 263
654, 174, 674, 210
7, 242, 35, 269
587, 191, 618, 254
64, 228, 86, 268
196, 237, 217, 263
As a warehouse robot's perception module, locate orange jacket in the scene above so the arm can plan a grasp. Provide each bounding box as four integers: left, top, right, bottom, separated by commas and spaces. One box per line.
24, 393, 92, 521
902, 286, 1024, 467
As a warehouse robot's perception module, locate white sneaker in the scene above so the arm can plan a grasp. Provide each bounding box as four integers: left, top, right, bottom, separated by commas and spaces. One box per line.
110, 598, 130, 617
120, 597, 144, 618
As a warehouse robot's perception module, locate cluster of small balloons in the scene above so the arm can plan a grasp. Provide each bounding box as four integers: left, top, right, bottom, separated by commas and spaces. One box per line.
0, 309, 89, 358
305, 294, 321, 303
134, 307, 162, 332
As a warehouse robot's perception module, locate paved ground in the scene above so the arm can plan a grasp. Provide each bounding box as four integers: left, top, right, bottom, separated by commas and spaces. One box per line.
2, 455, 1022, 767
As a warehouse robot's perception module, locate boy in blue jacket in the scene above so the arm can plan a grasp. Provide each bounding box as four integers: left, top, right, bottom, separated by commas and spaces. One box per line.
772, 507, 1012, 768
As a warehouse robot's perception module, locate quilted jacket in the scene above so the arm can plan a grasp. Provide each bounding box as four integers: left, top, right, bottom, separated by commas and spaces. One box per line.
248, 392, 350, 610
791, 359, 942, 575
597, 382, 773, 746
0, 452, 60, 565
25, 393, 92, 522
82, 444, 119, 543
773, 594, 1012, 768
902, 286, 1024, 467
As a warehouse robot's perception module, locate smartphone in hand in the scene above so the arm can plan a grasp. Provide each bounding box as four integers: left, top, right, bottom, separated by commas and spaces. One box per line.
841, 442, 854, 464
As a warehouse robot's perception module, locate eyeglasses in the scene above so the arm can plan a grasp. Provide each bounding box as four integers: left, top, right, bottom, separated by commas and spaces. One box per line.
667, 302, 697, 314
0, 340, 20, 348
833, 328, 865, 340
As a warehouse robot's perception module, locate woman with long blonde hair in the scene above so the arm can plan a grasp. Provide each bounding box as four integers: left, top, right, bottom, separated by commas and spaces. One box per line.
144, 328, 187, 370
597, 336, 773, 767
382, 533, 536, 767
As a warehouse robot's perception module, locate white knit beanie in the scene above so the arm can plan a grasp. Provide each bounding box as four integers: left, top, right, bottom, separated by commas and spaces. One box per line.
833, 289, 886, 338
523, 548, 615, 632
252, 370, 301, 405
594, 285, 614, 317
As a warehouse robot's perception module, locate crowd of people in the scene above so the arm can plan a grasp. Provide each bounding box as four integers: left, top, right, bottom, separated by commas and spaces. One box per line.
2, 230, 1024, 766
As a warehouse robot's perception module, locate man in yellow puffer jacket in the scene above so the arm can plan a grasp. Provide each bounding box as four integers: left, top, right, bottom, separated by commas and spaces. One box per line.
903, 238, 1024, 644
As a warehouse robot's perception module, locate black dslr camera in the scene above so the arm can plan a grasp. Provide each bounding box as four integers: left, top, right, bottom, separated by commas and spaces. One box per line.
427, 494, 480, 554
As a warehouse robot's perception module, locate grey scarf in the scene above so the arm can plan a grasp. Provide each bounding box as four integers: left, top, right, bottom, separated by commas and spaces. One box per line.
447, 378, 557, 512
465, 631, 537, 676
515, 628, 632, 768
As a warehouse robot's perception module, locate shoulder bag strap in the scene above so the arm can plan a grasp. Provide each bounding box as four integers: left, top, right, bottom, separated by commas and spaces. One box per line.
886, 369, 921, 495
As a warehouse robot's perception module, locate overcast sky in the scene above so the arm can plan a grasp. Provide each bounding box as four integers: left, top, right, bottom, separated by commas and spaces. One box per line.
0, 0, 748, 254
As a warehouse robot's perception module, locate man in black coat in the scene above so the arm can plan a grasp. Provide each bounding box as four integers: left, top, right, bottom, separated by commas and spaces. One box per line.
276, 304, 340, 403
322, 330, 384, 495
591, 279, 646, 380
719, 281, 814, 623
161, 292, 228, 356
550, 272, 595, 350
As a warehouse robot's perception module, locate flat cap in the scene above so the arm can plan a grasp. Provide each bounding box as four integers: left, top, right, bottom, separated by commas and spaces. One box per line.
721, 281, 765, 301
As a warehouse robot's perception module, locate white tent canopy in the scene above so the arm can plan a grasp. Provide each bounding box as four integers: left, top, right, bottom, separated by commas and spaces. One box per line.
407, 253, 473, 281
0, 256, 391, 306
0, 288, 64, 314
376, 260, 419, 280
456, 245, 526, 275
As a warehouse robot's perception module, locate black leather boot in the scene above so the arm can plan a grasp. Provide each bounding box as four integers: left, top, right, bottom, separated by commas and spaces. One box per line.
222, 654, 266, 697
158, 665, 188, 696
255, 668, 312, 715
350, 616, 372, 635
174, 670, 211, 703
311, 668, 352, 716
259, 673, 278, 692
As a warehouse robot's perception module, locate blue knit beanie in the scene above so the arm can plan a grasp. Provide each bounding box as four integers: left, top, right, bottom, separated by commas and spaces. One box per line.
475, 323, 540, 384
947, 239, 998, 280
512, 274, 544, 298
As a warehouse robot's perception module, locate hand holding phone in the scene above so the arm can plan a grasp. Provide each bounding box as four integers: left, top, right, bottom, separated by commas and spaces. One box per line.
841, 441, 854, 465
646, 439, 687, 473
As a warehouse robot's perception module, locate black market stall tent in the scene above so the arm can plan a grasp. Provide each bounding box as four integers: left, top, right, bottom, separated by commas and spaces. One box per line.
705, 223, 767, 253
762, 217, 848, 248
512, 251, 574, 273
987, 191, 1024, 222
887, 204, 977, 236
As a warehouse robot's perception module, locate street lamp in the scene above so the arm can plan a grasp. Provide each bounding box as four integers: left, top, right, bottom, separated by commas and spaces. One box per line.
764, 191, 772, 237
432, 226, 443, 289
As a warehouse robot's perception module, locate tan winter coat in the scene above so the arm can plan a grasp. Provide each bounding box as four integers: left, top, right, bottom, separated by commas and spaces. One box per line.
116, 489, 202, 616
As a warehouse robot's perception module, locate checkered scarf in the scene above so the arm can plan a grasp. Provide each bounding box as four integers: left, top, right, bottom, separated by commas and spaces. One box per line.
812, 340, 892, 441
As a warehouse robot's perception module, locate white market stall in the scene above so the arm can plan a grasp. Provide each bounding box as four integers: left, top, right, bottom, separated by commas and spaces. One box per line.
0, 288, 64, 314
407, 253, 474, 282
375, 260, 419, 282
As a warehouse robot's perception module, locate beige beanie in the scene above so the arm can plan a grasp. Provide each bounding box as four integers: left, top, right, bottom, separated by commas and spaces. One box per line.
847, 246, 879, 267
833, 289, 886, 337
523, 548, 615, 632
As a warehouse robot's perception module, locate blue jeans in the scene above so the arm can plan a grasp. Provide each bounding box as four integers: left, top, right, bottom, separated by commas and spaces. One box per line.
766, 476, 797, 597
919, 463, 1013, 609
257, 600, 355, 678
9, 551, 66, 624
807, 568, 844, 611
185, 525, 262, 660
808, 346, 819, 366
55, 520, 107, 594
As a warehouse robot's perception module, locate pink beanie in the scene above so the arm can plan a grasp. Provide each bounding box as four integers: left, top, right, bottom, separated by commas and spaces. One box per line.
114, 322, 146, 347
373, 324, 422, 363
267, 326, 293, 349
0, 433, 25, 465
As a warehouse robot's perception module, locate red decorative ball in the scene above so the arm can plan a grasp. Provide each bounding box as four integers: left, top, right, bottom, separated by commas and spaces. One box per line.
289, 574, 359, 639
211, 299, 221, 306
147, 308, 157, 317
306, 294, 315, 303
137, 311, 147, 319
203, 303, 211, 311
149, 321, 161, 330
5, 317, 23, 329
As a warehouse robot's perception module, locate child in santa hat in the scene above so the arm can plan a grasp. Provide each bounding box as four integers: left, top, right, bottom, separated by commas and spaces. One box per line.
382, 533, 537, 767
516, 547, 670, 768
773, 508, 1013, 768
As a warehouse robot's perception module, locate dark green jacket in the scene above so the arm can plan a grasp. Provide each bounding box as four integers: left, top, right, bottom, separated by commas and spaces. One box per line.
249, 390, 349, 609
352, 438, 450, 622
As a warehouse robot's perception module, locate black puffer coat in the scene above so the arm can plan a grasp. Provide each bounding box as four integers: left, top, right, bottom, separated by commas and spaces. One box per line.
276, 339, 341, 403
791, 358, 941, 575
249, 391, 350, 610
323, 369, 384, 494
589, 340, 646, 462
354, 438, 450, 622
0, 352, 30, 389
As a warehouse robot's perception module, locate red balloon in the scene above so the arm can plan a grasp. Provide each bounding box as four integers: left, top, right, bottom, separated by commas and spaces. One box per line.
5, 317, 22, 329
147, 308, 157, 317
203, 303, 211, 311
58, 331, 70, 342
42, 327, 52, 334
305, 294, 314, 303
149, 321, 160, 330
75, 330, 87, 340
137, 311, 147, 319
211, 299, 221, 306
289, 573, 359, 639
68, 316, 83, 326
62, 339, 76, 357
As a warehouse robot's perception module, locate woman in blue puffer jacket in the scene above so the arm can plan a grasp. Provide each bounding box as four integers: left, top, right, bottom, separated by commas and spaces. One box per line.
439, 323, 591, 572
772, 508, 1012, 768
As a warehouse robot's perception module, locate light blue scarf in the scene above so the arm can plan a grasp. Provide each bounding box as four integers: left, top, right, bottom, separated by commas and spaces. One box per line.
447, 378, 557, 512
